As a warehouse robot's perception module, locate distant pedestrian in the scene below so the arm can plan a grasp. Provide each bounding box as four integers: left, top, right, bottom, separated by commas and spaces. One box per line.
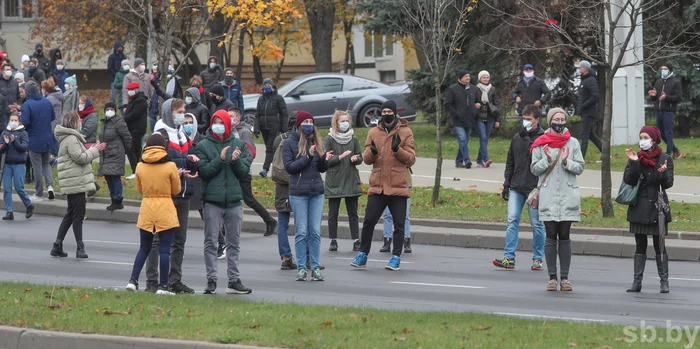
50, 112, 106, 259
444, 69, 477, 169
1, 113, 34, 221
184, 87, 210, 134
0, 63, 20, 130
208, 84, 234, 115
576, 60, 602, 158
125, 132, 180, 295
121, 58, 151, 110
123, 82, 148, 180
62, 75, 80, 114
475, 70, 501, 168
493, 104, 545, 270
27, 59, 46, 84
219, 68, 244, 109
512, 64, 551, 117
107, 42, 126, 103
200, 56, 223, 92
31, 44, 51, 77
530, 108, 584, 292
52, 59, 68, 92
97, 102, 131, 211
271, 114, 298, 270
113, 60, 130, 111
623, 126, 673, 294
21, 81, 55, 202
48, 48, 63, 72
648, 64, 682, 160
255, 77, 288, 178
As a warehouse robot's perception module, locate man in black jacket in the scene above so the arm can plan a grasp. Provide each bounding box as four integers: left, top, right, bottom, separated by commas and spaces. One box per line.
493, 104, 546, 270
30, 44, 51, 77
512, 64, 551, 116
444, 69, 478, 169
576, 60, 602, 158
107, 42, 126, 103
255, 78, 288, 177
648, 63, 682, 159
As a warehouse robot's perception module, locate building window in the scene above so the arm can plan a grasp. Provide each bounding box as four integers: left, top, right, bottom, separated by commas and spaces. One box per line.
379, 71, 396, 83
385, 36, 394, 56
364, 34, 372, 57
4, 0, 19, 17
373, 33, 383, 57
363, 32, 394, 58
4, 0, 36, 18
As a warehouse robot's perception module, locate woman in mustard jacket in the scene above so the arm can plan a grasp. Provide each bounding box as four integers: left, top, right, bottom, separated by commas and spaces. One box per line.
126, 133, 181, 295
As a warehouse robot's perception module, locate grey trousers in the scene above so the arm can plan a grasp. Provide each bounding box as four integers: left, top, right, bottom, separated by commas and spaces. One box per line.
203, 203, 243, 282
146, 197, 190, 285
29, 150, 53, 197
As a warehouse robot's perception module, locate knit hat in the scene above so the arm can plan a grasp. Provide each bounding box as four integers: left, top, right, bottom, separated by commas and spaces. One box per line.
65, 75, 77, 87
579, 60, 591, 70
546, 107, 567, 125
457, 69, 470, 80
104, 102, 117, 112
295, 110, 314, 128
478, 70, 490, 81
661, 63, 674, 72
523, 63, 534, 71
381, 100, 397, 115
126, 81, 140, 90
35, 43, 43, 50
121, 59, 131, 67
14, 72, 24, 83
224, 67, 233, 75
145, 133, 167, 148
210, 84, 224, 97
640, 126, 662, 144
21, 55, 29, 63
263, 77, 274, 85
134, 58, 145, 68
24, 81, 39, 95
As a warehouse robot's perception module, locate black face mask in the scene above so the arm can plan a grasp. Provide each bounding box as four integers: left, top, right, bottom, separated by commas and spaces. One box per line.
383, 114, 395, 124
36, 50, 42, 55
551, 123, 566, 134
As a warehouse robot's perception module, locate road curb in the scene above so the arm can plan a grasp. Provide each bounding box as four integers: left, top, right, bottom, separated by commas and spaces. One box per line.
0, 325, 282, 349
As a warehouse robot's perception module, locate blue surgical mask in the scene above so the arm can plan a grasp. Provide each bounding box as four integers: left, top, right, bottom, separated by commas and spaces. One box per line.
185, 97, 193, 105
183, 124, 194, 135
302, 124, 314, 135
661, 70, 669, 78
263, 86, 273, 94
212, 124, 226, 136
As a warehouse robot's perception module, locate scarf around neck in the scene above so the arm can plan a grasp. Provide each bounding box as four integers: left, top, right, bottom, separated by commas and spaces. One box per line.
530, 130, 571, 153
639, 145, 662, 171
477, 83, 492, 103
329, 128, 354, 145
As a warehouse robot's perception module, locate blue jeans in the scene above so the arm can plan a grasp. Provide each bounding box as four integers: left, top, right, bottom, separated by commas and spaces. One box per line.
104, 175, 123, 200
131, 228, 175, 287
3, 163, 32, 212
656, 111, 678, 155
277, 211, 292, 259
475, 120, 495, 163
290, 194, 324, 270
383, 192, 411, 239
454, 126, 471, 165
504, 189, 545, 261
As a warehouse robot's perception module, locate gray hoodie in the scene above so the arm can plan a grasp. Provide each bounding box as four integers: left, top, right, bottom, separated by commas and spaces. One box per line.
185, 87, 210, 133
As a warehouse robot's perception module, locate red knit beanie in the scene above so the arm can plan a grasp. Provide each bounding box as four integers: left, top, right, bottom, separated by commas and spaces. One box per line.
640, 126, 662, 144
295, 110, 313, 128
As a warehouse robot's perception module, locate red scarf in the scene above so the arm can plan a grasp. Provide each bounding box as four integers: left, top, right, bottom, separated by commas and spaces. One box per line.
198, 86, 204, 94
638, 145, 662, 170
530, 130, 571, 153
78, 105, 96, 121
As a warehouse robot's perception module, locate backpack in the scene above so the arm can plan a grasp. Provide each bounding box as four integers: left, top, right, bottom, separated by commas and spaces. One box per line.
270, 133, 288, 184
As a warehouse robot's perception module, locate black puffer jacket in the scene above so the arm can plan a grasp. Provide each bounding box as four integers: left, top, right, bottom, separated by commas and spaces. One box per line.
0, 77, 19, 128
123, 91, 148, 133
97, 115, 132, 176
185, 87, 210, 134
444, 82, 477, 128
504, 126, 545, 193
255, 89, 288, 133
650, 74, 682, 112
199, 57, 224, 92
282, 130, 328, 197
512, 77, 551, 115
623, 152, 673, 225
577, 70, 599, 118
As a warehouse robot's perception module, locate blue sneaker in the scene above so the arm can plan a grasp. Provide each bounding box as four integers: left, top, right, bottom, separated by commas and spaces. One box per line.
350, 252, 367, 268
385, 255, 400, 271
259, 169, 268, 178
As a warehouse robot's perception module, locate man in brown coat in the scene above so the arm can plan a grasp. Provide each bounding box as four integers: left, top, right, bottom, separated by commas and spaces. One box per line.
351, 100, 415, 271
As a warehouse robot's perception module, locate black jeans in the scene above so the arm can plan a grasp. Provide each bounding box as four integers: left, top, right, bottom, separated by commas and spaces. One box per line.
127, 131, 145, 175
146, 197, 190, 285
241, 173, 274, 223
56, 193, 86, 242
328, 196, 359, 240
261, 129, 278, 171
656, 111, 679, 155
359, 194, 407, 256
634, 234, 664, 255
580, 115, 602, 158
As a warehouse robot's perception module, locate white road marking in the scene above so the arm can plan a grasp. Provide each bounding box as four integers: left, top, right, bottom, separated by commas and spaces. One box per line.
663, 277, 700, 282
333, 257, 414, 264
389, 281, 486, 289
84, 239, 139, 245
85, 260, 132, 266
492, 312, 609, 323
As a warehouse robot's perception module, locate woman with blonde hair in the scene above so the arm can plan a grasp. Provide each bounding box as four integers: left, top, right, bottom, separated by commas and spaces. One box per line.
323, 110, 363, 252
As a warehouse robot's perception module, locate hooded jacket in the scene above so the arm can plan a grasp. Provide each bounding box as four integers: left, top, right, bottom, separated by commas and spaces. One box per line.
52, 68, 69, 92
254, 88, 288, 133
136, 145, 181, 234
219, 78, 244, 110
48, 48, 62, 71
363, 118, 415, 197
27, 66, 46, 84
0, 76, 19, 128
21, 91, 55, 153
154, 99, 198, 199
209, 94, 235, 116
185, 87, 210, 133
512, 76, 551, 115
54, 125, 99, 195
62, 86, 80, 115
195, 111, 250, 208
0, 124, 29, 164
45, 88, 63, 132
31, 51, 51, 76
122, 69, 152, 107
78, 97, 98, 143
504, 126, 545, 193
199, 56, 223, 91
650, 73, 682, 112
107, 42, 127, 83
97, 112, 131, 177
234, 119, 256, 166
124, 91, 148, 133
577, 69, 600, 118
444, 81, 478, 128
282, 129, 329, 197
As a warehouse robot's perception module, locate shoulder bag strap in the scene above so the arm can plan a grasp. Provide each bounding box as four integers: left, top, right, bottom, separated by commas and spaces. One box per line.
538, 149, 562, 189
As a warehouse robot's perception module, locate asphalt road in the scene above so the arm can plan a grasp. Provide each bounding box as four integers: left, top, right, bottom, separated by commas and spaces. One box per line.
2, 215, 700, 328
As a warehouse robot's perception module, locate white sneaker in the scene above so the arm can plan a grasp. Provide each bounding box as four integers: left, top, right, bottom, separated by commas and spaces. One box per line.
30, 195, 44, 203
126, 283, 138, 292
47, 186, 55, 200
156, 287, 175, 295
125, 174, 136, 180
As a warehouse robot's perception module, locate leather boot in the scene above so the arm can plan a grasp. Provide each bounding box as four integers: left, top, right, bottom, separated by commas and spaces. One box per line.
656, 253, 669, 293
404, 238, 412, 254
50, 242, 68, 257
106, 198, 115, 211
76, 241, 88, 259
113, 198, 124, 210
379, 238, 391, 253
626, 253, 645, 292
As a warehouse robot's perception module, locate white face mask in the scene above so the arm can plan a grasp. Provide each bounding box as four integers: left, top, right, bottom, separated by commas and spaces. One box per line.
64, 84, 71, 91
105, 110, 116, 118
78, 104, 85, 111
185, 97, 193, 105
9, 121, 19, 129
174, 113, 185, 125
56, 65, 64, 70
639, 139, 653, 151
138, 64, 145, 72
209, 62, 216, 69
524, 71, 534, 79
338, 121, 350, 132
168, 65, 174, 71
128, 90, 136, 96
522, 119, 533, 131
3, 70, 12, 78
123, 65, 130, 71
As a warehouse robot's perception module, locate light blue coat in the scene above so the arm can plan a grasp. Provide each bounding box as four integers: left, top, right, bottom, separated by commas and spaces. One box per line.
530, 131, 585, 222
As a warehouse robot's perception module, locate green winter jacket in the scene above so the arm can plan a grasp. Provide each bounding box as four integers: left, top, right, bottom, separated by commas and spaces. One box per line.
323, 130, 363, 199
195, 130, 250, 208
113, 69, 128, 109
54, 125, 100, 195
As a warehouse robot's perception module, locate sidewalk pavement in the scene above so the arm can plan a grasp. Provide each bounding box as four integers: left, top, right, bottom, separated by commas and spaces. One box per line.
13, 193, 700, 262
0, 325, 283, 349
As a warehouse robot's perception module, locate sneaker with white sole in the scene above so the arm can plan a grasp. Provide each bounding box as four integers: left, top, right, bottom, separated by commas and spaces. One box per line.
30, 195, 44, 203
546, 279, 558, 291
156, 285, 175, 295
47, 186, 55, 200
126, 278, 139, 292
126, 174, 136, 180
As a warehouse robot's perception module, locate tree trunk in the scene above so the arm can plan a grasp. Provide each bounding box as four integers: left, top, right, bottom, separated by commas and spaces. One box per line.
275, 34, 290, 82
350, 40, 356, 75
236, 30, 246, 83
304, 0, 336, 72
601, 71, 614, 217
249, 34, 263, 84
209, 12, 226, 66
411, 36, 429, 70
432, 77, 443, 206
343, 17, 353, 74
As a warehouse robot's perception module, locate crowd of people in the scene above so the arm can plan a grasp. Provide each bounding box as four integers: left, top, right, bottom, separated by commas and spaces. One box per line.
0, 43, 678, 295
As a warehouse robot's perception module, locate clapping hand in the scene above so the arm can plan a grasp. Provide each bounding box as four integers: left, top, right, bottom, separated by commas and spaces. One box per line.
183, 169, 199, 178
370, 140, 378, 155
309, 145, 317, 156
339, 150, 352, 159
391, 134, 401, 152
658, 160, 669, 173
544, 145, 552, 162
625, 148, 639, 161
95, 142, 107, 151
325, 150, 335, 161
220, 146, 231, 161
187, 154, 200, 162
350, 154, 359, 162
231, 146, 241, 161
3, 135, 9, 144
561, 147, 570, 162
660, 92, 667, 101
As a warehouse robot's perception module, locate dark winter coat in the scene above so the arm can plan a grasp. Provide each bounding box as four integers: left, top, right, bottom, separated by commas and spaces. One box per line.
209, 97, 235, 116
577, 70, 600, 118
199, 58, 223, 91
444, 82, 478, 128
31, 52, 51, 76
475, 84, 501, 123
124, 91, 148, 133
273, 130, 293, 212
504, 126, 545, 193
623, 152, 674, 226
52, 69, 69, 92
323, 132, 363, 198
219, 79, 244, 110
113, 68, 128, 109
21, 92, 55, 153
48, 48, 62, 71
512, 77, 551, 115
195, 130, 250, 208
185, 87, 210, 133
650, 74, 682, 112
107, 42, 127, 83
122, 70, 152, 106
97, 115, 131, 176
27, 66, 46, 84
282, 130, 329, 197
78, 106, 98, 144
0, 126, 29, 164
187, 118, 204, 211
45, 89, 63, 132
254, 90, 288, 133
0, 77, 19, 128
